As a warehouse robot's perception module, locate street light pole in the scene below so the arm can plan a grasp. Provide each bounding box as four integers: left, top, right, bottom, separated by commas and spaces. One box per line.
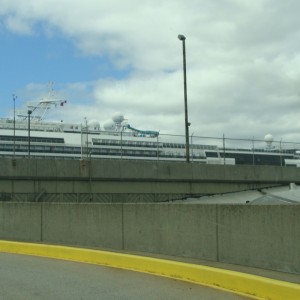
13, 94, 17, 159
178, 34, 190, 162
28, 110, 32, 158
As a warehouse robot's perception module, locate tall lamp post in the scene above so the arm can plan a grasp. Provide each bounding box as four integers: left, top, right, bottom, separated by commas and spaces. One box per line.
12, 94, 17, 159
28, 110, 32, 158
178, 34, 190, 162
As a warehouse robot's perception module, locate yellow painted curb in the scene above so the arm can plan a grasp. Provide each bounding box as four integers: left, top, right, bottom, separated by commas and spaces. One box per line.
0, 240, 299, 300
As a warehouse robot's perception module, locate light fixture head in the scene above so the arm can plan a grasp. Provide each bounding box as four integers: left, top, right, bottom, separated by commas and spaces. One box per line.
178, 34, 186, 41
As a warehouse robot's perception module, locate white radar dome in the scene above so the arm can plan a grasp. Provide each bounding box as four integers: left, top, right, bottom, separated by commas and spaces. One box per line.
103, 120, 116, 131
88, 120, 100, 129
264, 134, 274, 143
264, 134, 274, 147
112, 112, 124, 124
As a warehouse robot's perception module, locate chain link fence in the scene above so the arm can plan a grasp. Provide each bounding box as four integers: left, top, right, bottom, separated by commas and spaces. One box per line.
1, 132, 300, 166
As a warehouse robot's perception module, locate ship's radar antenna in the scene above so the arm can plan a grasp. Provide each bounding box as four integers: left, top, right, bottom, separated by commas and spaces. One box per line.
16, 82, 67, 122
47, 81, 54, 97
264, 134, 274, 148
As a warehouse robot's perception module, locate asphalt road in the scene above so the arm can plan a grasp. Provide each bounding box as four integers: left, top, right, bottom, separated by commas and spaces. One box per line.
0, 253, 252, 300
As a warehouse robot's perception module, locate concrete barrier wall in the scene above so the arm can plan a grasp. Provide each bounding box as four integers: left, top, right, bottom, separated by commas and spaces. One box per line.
0, 202, 299, 274
1, 158, 300, 183
217, 205, 300, 274
1, 158, 300, 201
123, 204, 218, 260
42, 203, 124, 249
0, 203, 41, 242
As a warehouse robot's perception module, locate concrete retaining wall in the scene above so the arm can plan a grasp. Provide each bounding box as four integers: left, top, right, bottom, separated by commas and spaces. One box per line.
123, 204, 218, 260
217, 205, 300, 273
0, 203, 41, 242
2, 157, 300, 183
1, 158, 300, 202
1, 202, 299, 274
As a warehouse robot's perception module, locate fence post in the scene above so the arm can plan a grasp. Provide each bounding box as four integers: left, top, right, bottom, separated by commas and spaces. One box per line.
223, 134, 226, 165
252, 137, 255, 165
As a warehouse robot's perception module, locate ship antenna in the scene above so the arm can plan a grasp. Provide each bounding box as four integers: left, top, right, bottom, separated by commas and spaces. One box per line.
47, 81, 54, 97
17, 82, 67, 122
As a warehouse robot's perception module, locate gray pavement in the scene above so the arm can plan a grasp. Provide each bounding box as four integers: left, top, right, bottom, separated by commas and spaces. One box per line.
0, 253, 252, 300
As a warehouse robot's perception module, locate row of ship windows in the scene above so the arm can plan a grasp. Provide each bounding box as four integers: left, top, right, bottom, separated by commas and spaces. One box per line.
93, 139, 161, 148
0, 135, 64, 144
0, 145, 156, 156
0, 144, 198, 158
93, 139, 217, 150
163, 143, 217, 150
221, 153, 284, 165
1, 136, 218, 151
221, 147, 296, 154
0, 145, 81, 153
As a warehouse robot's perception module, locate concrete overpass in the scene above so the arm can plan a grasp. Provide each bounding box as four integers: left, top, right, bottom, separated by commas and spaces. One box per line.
1, 158, 300, 202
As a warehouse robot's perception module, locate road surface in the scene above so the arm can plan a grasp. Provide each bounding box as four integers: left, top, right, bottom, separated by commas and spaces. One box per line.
0, 253, 252, 300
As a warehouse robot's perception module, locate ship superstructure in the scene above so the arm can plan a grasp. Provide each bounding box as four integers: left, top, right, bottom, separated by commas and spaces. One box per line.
0, 85, 299, 166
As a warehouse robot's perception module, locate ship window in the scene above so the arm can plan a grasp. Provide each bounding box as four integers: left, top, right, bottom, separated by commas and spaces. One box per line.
205, 151, 219, 157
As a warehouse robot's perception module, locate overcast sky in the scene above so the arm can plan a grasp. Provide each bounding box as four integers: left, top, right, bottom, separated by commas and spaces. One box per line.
1, 0, 300, 144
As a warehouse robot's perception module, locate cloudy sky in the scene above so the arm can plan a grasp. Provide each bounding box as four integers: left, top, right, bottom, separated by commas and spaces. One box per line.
0, 0, 300, 144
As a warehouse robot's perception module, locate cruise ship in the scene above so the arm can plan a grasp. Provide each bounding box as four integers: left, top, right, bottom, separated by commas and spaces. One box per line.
1, 87, 299, 166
